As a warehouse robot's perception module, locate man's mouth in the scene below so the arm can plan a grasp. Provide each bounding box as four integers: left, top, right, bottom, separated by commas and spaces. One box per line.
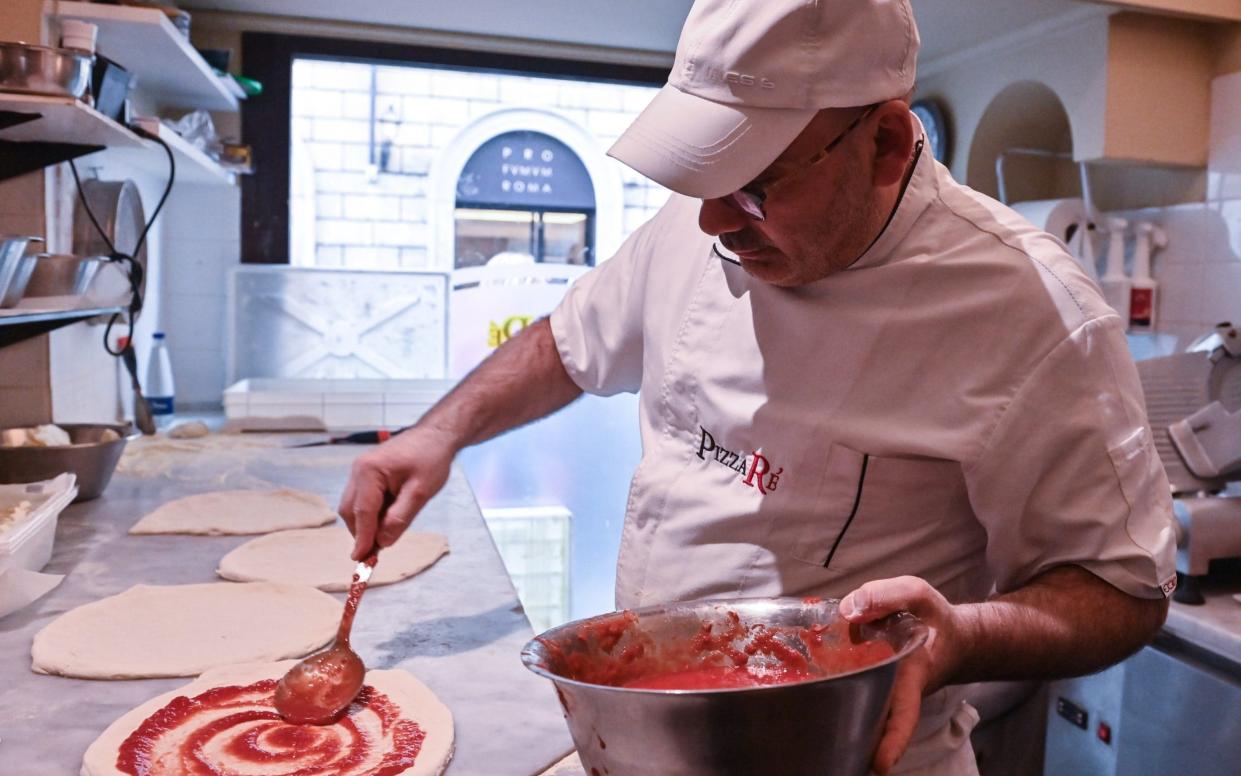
720, 234, 773, 257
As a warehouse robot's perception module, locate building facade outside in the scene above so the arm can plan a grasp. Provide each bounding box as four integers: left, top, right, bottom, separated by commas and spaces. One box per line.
289, 58, 670, 272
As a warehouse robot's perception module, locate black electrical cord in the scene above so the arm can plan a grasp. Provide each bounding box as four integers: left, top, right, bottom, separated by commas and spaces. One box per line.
68, 125, 176, 357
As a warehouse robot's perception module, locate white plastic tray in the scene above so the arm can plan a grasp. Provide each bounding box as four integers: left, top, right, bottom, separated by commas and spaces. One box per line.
0, 474, 78, 574
223, 377, 456, 430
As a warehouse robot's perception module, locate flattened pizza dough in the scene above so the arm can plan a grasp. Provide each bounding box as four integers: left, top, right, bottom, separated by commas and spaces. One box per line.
32, 582, 340, 679
129, 488, 337, 535
218, 526, 449, 591
81, 660, 454, 776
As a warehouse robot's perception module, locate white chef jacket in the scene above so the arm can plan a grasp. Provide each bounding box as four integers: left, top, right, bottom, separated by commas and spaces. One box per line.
550, 139, 1176, 774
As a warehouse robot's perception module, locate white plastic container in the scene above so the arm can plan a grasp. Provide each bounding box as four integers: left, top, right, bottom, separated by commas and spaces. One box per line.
146, 331, 176, 428
1099, 217, 1131, 323
0, 473, 78, 574
1128, 222, 1168, 333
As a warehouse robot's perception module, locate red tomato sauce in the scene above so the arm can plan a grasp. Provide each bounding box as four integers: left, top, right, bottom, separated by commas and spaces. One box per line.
541, 608, 897, 692
116, 680, 424, 776
623, 664, 823, 690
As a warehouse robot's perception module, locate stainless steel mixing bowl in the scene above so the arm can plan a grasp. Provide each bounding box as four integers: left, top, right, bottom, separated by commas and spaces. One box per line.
522, 597, 928, 776
0, 423, 137, 501
0, 42, 93, 98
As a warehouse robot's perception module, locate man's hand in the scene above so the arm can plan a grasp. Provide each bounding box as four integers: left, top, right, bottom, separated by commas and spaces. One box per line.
839, 567, 1167, 774
338, 428, 453, 561
335, 318, 583, 561
840, 577, 967, 775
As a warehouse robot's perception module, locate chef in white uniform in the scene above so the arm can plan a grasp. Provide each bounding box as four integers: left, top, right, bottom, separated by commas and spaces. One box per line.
341, 1, 1176, 773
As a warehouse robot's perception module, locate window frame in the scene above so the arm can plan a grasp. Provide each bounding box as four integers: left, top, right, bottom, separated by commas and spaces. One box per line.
240, 32, 669, 265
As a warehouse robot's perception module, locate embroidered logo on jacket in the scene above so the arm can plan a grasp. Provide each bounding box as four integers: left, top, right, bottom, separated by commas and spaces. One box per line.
697, 426, 783, 494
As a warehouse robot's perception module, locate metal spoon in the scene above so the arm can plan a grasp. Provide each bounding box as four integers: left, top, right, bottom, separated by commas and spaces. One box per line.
274, 548, 378, 724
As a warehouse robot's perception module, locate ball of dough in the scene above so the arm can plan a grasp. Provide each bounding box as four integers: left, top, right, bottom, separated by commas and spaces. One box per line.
167, 420, 210, 439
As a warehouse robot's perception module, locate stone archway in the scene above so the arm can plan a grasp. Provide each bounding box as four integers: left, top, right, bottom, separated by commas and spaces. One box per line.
427, 108, 624, 273
966, 80, 1077, 205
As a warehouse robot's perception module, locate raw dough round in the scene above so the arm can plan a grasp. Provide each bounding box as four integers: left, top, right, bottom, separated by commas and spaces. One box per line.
167, 420, 210, 439
32, 582, 340, 679
218, 526, 449, 591
129, 488, 337, 535
81, 660, 454, 776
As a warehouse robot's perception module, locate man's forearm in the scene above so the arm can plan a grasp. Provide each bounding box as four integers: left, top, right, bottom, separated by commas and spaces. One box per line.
415, 317, 583, 453
948, 565, 1169, 686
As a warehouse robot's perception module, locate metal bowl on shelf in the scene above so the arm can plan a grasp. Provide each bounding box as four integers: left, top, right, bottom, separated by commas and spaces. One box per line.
522, 597, 928, 776
0, 42, 93, 99
0, 253, 39, 308
0, 423, 137, 501
0, 236, 42, 308
23, 253, 104, 299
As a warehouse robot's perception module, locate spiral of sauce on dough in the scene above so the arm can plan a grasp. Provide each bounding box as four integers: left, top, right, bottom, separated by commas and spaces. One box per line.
116, 680, 424, 776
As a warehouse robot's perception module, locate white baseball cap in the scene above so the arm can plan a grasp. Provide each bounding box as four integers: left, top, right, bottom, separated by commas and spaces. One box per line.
608, 0, 920, 199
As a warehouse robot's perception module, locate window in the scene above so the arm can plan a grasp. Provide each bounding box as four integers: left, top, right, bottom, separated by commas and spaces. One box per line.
271, 43, 668, 271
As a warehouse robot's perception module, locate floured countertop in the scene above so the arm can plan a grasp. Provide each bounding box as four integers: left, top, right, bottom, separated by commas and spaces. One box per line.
0, 433, 573, 775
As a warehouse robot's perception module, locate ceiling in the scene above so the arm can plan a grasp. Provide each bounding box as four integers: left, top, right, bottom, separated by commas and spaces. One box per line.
180, 0, 1110, 69
913, 0, 1108, 69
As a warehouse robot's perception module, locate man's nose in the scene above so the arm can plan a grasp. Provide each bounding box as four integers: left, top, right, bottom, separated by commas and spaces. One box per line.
699, 197, 749, 237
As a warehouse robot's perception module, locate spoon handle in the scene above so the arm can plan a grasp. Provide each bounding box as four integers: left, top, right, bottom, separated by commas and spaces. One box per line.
355, 544, 379, 584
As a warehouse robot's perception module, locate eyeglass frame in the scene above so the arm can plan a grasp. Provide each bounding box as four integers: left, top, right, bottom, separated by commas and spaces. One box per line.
722, 103, 880, 222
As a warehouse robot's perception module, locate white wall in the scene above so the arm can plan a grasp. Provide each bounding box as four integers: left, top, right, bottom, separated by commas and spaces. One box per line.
915, 9, 1111, 192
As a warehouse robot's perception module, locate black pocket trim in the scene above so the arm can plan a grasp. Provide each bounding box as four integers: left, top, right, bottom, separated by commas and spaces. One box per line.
822, 453, 870, 569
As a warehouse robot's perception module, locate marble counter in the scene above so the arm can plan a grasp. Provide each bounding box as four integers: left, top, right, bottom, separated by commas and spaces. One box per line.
0, 434, 574, 775
1164, 572, 1241, 665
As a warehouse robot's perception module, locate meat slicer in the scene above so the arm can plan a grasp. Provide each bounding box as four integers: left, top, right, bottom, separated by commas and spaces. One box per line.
1137, 322, 1241, 604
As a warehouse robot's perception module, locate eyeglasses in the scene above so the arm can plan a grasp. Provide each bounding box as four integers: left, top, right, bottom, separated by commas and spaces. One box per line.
722, 104, 879, 222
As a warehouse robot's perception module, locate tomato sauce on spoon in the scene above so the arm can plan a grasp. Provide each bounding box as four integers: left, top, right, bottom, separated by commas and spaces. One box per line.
274, 549, 378, 724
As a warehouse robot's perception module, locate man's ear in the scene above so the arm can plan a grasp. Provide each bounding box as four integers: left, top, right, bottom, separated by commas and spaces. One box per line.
870, 101, 917, 187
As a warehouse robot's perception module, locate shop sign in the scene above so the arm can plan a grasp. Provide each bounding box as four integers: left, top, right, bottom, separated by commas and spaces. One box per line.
456, 131, 595, 210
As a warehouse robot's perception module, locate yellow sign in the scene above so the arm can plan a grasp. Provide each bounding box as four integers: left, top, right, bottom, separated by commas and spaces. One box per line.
488, 315, 532, 348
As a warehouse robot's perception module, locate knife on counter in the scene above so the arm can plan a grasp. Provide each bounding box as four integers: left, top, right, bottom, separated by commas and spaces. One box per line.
288, 426, 412, 448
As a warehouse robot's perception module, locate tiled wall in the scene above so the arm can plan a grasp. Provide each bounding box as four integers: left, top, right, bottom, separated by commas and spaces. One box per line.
158, 183, 241, 409
1108, 70, 1241, 354
290, 60, 669, 270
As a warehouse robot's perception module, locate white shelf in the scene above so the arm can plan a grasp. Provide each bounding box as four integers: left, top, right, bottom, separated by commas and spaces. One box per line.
118, 117, 235, 185
56, 1, 240, 113
0, 305, 124, 349
0, 95, 233, 185
0, 93, 144, 148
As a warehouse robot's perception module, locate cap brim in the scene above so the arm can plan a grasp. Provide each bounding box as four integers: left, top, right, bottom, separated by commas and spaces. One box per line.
607, 85, 817, 200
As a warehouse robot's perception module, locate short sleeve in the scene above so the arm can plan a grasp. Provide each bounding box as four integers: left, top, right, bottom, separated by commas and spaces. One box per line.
965, 315, 1177, 599
549, 203, 666, 396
